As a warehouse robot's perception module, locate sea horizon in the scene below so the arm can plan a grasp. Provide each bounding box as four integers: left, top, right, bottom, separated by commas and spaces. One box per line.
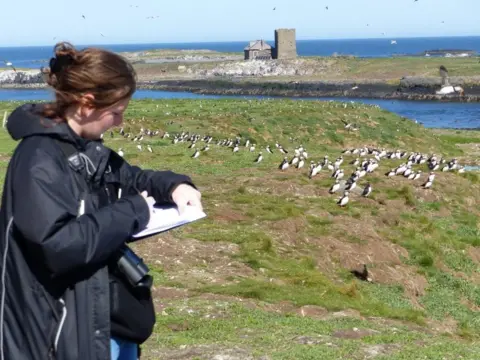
1, 34, 479, 49
1, 35, 480, 70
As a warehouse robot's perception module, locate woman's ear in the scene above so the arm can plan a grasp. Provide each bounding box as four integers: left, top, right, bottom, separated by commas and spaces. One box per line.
79, 93, 96, 118
81, 93, 95, 107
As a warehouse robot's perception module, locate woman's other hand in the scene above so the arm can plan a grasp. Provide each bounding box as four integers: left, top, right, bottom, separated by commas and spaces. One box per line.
171, 184, 203, 215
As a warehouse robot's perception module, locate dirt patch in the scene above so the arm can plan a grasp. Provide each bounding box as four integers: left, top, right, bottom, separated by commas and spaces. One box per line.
247, 178, 318, 198
211, 207, 249, 222
308, 217, 428, 306
296, 305, 329, 319
332, 328, 380, 339
293, 334, 336, 346
468, 246, 480, 264
412, 186, 443, 203
141, 344, 269, 360
425, 316, 459, 335
270, 217, 309, 250
364, 317, 433, 335
323, 309, 364, 321
361, 344, 402, 359
132, 234, 255, 286
461, 297, 480, 312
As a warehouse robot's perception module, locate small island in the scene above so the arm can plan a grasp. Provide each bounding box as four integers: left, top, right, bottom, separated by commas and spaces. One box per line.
2, 29, 480, 102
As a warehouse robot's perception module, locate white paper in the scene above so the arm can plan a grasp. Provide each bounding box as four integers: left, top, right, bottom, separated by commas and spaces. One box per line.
132, 204, 206, 239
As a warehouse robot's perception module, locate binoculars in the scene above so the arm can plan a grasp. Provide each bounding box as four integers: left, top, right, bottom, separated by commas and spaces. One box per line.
116, 245, 152, 288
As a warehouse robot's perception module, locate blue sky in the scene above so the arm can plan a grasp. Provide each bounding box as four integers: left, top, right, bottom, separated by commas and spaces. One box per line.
0, 0, 478, 46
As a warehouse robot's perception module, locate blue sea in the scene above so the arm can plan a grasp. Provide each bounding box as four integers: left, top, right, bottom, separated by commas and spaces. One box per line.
1, 36, 479, 70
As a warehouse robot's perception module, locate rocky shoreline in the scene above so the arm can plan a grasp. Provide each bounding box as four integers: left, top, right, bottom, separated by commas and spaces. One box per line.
141, 79, 480, 102
1, 69, 480, 102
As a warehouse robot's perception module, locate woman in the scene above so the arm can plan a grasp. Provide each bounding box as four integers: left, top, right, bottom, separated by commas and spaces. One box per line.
0, 42, 202, 360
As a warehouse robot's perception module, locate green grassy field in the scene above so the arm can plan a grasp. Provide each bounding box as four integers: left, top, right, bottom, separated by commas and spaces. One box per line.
0, 99, 479, 359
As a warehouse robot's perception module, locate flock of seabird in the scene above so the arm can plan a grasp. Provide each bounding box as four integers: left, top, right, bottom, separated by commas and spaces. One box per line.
108, 125, 468, 208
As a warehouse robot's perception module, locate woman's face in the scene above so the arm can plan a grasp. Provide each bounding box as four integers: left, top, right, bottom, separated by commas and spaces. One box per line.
70, 97, 130, 140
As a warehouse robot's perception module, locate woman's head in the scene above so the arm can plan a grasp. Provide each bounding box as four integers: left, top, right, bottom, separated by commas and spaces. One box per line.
40, 42, 136, 139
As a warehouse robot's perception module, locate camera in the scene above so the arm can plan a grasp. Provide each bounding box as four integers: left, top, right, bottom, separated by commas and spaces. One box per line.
116, 245, 153, 289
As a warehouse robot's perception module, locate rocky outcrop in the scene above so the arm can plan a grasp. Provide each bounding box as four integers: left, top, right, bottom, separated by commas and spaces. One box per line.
2, 68, 480, 102
188, 59, 323, 77
0, 70, 44, 85
145, 79, 480, 102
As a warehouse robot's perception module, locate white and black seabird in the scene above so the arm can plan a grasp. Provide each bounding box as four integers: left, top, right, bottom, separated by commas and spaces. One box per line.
362, 183, 372, 197
191, 149, 200, 158
279, 157, 289, 170
337, 191, 350, 207
329, 180, 340, 194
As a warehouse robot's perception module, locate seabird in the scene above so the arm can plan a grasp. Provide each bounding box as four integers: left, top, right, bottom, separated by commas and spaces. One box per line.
191, 149, 200, 159
279, 157, 289, 170
362, 183, 372, 197
345, 180, 356, 191
329, 180, 340, 194
422, 179, 433, 189
436, 65, 464, 95
351, 264, 372, 282
337, 191, 349, 207
254, 152, 263, 163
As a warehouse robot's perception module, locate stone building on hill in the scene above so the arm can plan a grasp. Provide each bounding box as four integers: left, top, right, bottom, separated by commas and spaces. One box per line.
244, 28, 297, 61
244, 40, 273, 60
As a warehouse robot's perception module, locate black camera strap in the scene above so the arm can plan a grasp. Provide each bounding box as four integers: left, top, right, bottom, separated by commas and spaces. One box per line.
54, 139, 87, 175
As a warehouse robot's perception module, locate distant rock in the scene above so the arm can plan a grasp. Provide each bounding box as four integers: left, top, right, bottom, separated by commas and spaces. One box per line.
192, 59, 321, 78
0, 70, 44, 85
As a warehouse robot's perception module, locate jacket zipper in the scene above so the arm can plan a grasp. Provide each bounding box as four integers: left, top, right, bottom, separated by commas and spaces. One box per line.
52, 298, 67, 355
48, 198, 85, 357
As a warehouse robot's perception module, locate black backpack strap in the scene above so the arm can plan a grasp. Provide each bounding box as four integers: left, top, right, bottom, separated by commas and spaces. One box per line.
54, 139, 86, 173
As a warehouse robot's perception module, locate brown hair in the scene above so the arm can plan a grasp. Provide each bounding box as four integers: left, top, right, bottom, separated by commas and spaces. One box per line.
39, 42, 136, 119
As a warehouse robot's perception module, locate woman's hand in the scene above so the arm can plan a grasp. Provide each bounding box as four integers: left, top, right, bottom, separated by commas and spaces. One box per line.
171, 184, 203, 214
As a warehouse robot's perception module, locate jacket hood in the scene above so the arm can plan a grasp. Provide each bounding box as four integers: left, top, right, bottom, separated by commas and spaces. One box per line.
7, 103, 88, 148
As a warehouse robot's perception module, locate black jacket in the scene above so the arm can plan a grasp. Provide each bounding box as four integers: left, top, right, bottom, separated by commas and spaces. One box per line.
0, 104, 194, 360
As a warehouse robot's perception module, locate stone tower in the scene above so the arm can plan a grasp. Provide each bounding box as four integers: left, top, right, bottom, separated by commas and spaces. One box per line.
273, 28, 297, 59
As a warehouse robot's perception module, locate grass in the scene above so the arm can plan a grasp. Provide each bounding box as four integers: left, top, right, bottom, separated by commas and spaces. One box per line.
1, 98, 480, 359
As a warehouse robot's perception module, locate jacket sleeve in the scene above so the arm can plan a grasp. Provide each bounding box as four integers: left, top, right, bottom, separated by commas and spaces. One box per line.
112, 152, 196, 204
11, 142, 150, 278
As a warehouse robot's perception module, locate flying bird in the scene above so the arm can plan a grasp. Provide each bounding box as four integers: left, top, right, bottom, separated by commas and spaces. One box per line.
439, 65, 450, 87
